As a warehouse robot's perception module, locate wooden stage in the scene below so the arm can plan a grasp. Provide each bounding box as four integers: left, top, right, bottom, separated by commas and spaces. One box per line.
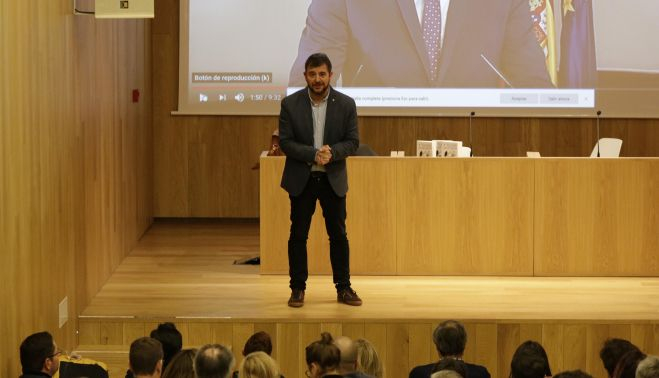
78, 221, 659, 378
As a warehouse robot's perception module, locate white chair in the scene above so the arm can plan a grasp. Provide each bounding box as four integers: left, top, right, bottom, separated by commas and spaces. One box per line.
590, 138, 622, 158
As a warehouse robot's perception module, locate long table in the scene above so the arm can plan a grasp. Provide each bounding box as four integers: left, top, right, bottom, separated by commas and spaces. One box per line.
260, 157, 659, 276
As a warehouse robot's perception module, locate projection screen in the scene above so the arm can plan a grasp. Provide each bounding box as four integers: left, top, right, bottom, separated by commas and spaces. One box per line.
177, 0, 659, 117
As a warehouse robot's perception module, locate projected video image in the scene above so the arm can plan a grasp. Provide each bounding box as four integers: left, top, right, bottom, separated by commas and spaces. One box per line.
181, 0, 659, 116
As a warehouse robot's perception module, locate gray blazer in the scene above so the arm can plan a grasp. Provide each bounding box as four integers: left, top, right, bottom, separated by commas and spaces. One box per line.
279, 87, 359, 197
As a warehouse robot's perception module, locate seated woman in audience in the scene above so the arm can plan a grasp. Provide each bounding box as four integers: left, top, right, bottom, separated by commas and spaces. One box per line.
354, 338, 383, 378
238, 351, 281, 378
510, 340, 552, 378
162, 348, 197, 378
306, 332, 342, 378
612, 349, 646, 378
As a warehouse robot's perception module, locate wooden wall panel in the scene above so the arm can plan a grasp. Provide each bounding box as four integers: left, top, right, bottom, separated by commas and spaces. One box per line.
151, 0, 659, 218
534, 159, 659, 275
0, 1, 152, 376
77, 319, 659, 378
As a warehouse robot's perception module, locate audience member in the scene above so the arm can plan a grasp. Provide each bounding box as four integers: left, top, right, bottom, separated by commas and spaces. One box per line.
600, 339, 642, 378
305, 332, 342, 378
195, 344, 235, 378
636, 355, 659, 378
612, 349, 646, 378
20, 331, 61, 378
510, 340, 552, 378
432, 358, 467, 378
238, 351, 281, 378
553, 370, 594, 378
129, 337, 164, 378
162, 348, 197, 378
334, 336, 372, 378
151, 322, 183, 370
431, 371, 463, 378
354, 338, 383, 378
409, 320, 490, 378
232, 331, 277, 378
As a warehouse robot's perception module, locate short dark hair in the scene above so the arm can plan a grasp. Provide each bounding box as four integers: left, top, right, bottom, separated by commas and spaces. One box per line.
432, 358, 467, 378
305, 332, 341, 374
433, 320, 467, 356
20, 331, 55, 373
130, 337, 163, 376
304, 53, 332, 73
243, 331, 273, 356
150, 322, 182, 368
195, 344, 235, 378
510, 341, 552, 378
553, 370, 594, 378
599, 338, 641, 377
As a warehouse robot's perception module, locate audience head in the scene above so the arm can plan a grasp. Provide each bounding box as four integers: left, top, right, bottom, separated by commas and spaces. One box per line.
433, 358, 467, 378
194, 344, 235, 378
238, 351, 280, 378
354, 338, 383, 378
612, 349, 646, 378
162, 348, 197, 378
636, 355, 659, 378
433, 320, 467, 357
334, 336, 358, 374
129, 337, 164, 378
243, 331, 273, 356
600, 339, 642, 378
553, 370, 594, 378
305, 332, 341, 378
510, 340, 552, 378
20, 331, 61, 376
431, 371, 464, 378
150, 322, 183, 369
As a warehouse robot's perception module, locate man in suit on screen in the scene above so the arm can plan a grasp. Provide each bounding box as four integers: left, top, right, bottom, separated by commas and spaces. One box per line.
289, 0, 552, 88
279, 53, 362, 308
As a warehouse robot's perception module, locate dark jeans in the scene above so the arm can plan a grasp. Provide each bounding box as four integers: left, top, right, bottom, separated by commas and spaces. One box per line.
288, 172, 351, 292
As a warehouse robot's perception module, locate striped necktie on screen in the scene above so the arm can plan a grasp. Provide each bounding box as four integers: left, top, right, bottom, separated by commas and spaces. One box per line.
422, 0, 442, 81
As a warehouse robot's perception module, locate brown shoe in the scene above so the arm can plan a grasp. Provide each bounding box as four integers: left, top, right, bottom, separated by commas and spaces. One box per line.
288, 289, 305, 308
337, 288, 362, 306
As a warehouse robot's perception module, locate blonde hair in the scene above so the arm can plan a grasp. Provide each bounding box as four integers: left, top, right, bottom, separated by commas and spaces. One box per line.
354, 338, 383, 378
239, 351, 280, 378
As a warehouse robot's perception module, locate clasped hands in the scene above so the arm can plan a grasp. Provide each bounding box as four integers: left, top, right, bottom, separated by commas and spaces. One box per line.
314, 145, 332, 165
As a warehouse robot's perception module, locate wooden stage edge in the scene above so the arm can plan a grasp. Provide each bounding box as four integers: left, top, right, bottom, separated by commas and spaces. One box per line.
77, 221, 659, 378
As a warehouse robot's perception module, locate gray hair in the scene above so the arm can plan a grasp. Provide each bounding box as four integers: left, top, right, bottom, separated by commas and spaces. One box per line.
637, 356, 659, 378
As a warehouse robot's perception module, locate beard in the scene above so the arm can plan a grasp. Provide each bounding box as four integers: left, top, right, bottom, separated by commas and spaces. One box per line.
309, 81, 329, 97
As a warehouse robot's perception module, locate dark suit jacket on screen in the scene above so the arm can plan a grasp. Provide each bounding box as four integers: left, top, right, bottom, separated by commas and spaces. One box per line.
290, 0, 551, 88
279, 87, 359, 197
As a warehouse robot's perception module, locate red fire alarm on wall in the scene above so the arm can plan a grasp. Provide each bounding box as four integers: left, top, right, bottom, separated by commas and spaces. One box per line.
132, 89, 140, 103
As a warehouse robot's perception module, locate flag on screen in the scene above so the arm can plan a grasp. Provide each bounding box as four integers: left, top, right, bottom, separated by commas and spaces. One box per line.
530, 0, 558, 86
559, 0, 597, 88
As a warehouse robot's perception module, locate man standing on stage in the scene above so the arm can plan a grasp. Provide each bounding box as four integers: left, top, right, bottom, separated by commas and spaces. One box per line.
279, 52, 362, 308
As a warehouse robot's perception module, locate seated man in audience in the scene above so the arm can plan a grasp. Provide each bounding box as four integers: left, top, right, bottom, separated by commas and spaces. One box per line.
334, 336, 373, 378
195, 344, 235, 378
129, 337, 164, 378
636, 355, 659, 378
409, 320, 490, 378
599, 338, 642, 378
19, 331, 61, 378
509, 341, 552, 378
232, 331, 280, 378
553, 370, 594, 378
